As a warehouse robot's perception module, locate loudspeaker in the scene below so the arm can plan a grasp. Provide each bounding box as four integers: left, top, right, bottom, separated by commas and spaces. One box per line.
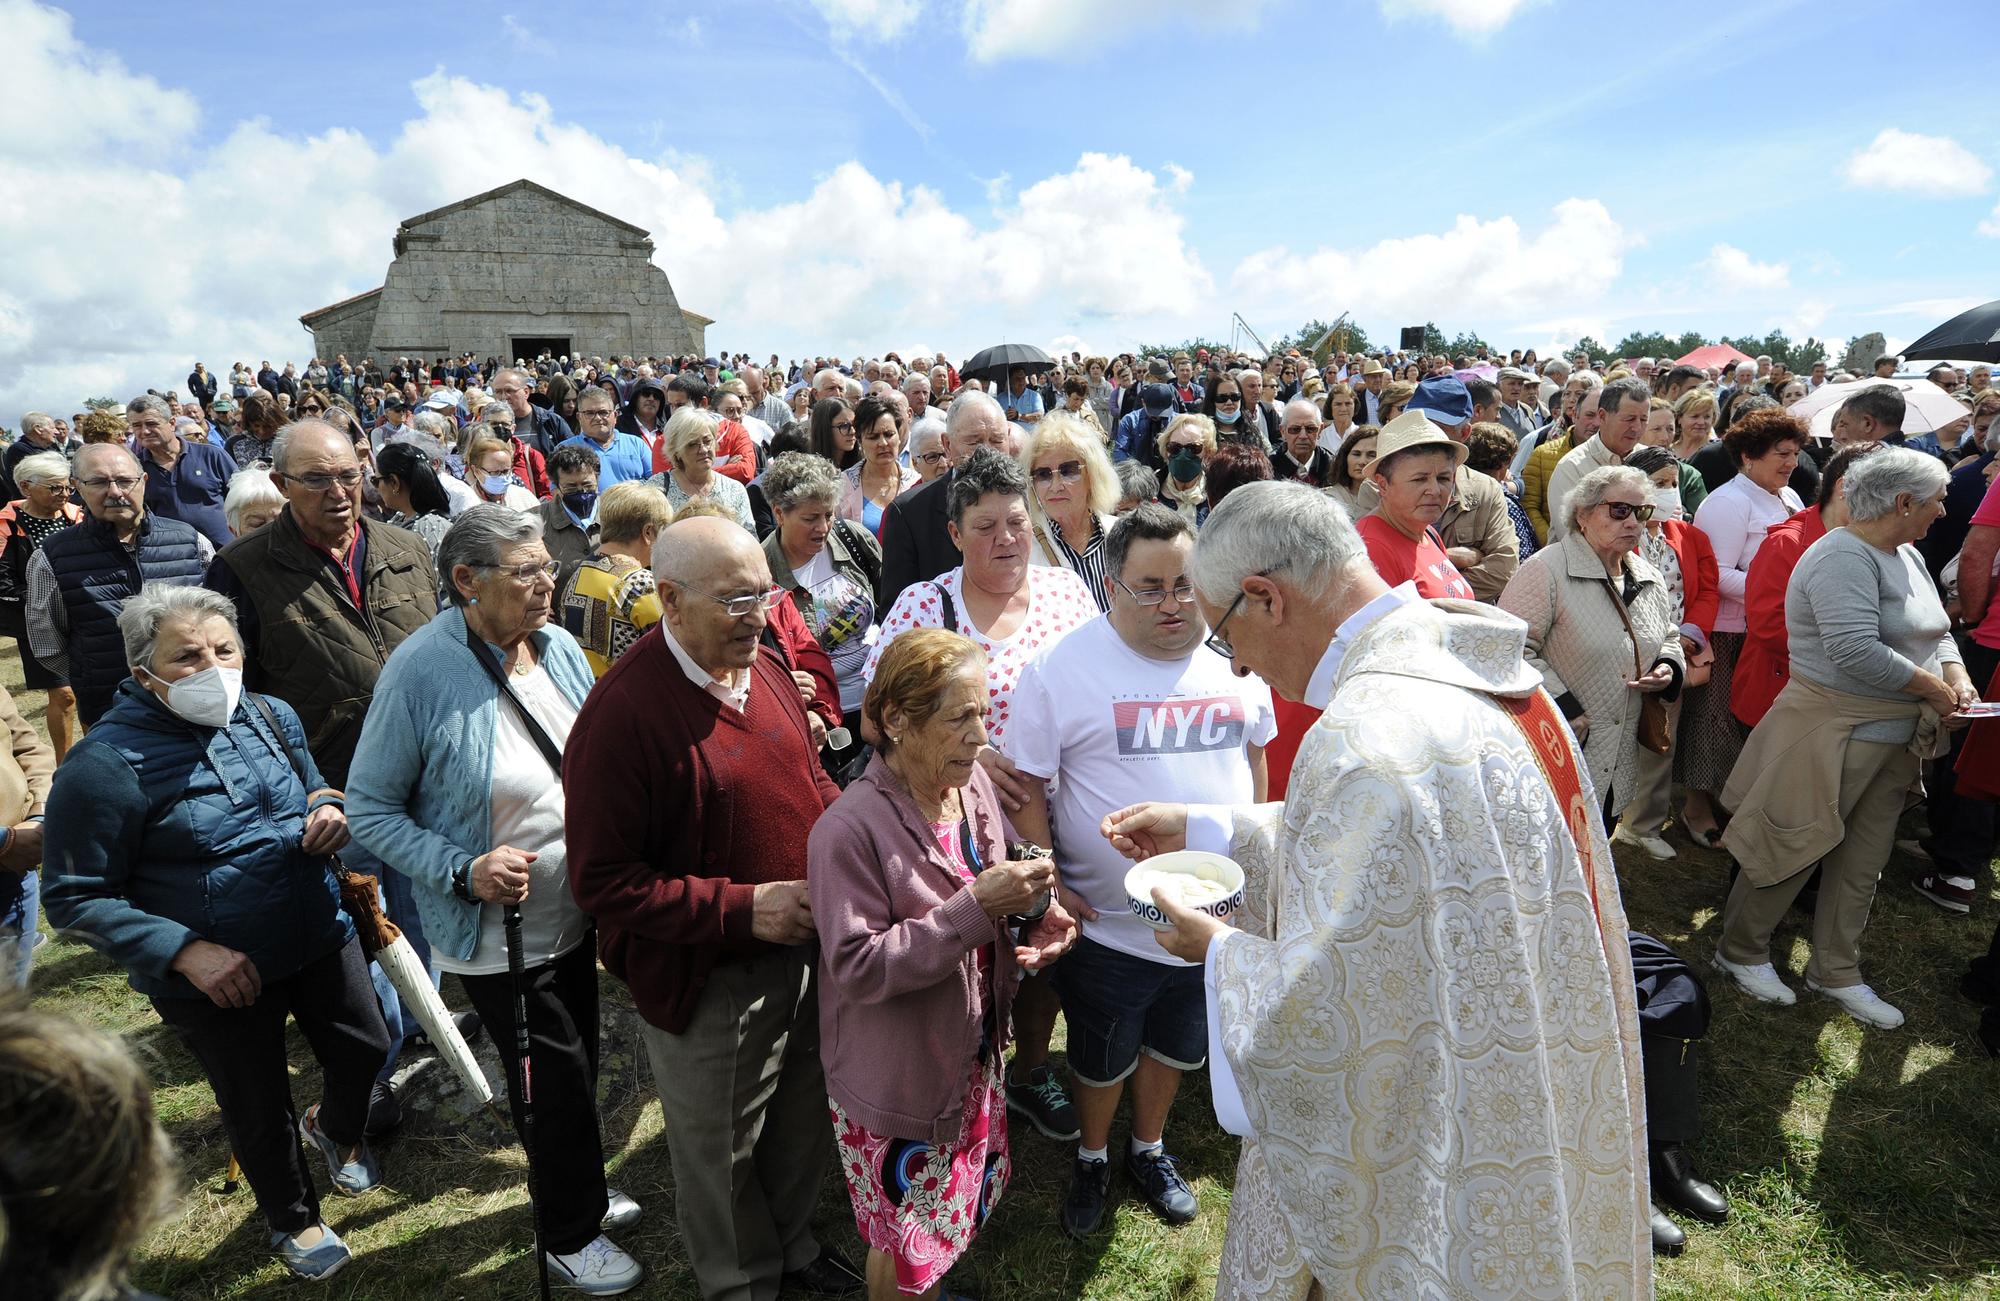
1399, 326, 1425, 351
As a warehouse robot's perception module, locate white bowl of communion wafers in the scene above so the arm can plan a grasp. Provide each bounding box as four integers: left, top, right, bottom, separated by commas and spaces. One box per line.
1124, 852, 1245, 931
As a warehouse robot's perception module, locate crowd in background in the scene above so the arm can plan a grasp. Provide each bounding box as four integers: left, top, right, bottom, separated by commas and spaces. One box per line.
5, 332, 2000, 1298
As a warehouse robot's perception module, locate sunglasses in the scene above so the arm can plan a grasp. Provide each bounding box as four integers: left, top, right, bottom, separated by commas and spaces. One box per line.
1602, 501, 1656, 522
1031, 460, 1084, 486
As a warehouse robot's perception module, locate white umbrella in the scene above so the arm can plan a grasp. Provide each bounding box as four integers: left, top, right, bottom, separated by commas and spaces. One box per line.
374, 925, 493, 1108
1788, 377, 1970, 436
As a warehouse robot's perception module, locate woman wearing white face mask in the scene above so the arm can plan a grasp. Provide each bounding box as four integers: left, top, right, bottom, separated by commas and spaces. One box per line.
1610, 446, 1721, 859
41, 585, 389, 1281
463, 435, 538, 511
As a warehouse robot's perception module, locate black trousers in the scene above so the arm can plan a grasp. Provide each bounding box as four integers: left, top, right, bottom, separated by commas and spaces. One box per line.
153, 936, 390, 1236
1927, 640, 2000, 875
458, 937, 609, 1254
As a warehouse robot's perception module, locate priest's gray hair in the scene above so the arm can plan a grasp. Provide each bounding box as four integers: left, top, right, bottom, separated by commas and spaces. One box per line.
119, 584, 240, 669
1841, 447, 1949, 523
1189, 481, 1369, 606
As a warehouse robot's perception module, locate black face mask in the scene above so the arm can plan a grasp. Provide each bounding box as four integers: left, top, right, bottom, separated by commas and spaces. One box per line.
1168, 448, 1203, 482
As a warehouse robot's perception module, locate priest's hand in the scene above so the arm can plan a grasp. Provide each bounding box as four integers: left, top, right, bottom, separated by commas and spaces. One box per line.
1101, 802, 1187, 860
1150, 886, 1227, 964
1014, 899, 1077, 972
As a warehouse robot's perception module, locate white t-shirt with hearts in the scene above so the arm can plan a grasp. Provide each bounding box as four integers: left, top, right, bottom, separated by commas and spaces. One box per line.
863, 565, 1097, 749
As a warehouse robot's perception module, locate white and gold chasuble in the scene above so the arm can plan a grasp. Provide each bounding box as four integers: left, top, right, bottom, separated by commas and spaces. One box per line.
1204, 599, 1650, 1300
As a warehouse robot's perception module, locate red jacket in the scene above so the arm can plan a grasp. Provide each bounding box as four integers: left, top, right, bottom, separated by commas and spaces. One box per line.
511, 436, 549, 499
1731, 506, 1826, 727
1659, 518, 1720, 639
764, 594, 842, 731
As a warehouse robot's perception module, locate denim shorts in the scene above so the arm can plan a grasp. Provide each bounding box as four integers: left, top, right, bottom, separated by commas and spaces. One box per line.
1051, 935, 1207, 1087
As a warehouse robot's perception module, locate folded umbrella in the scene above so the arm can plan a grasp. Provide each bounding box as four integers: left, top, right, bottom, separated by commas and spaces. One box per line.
1904, 299, 2000, 364
1788, 377, 1970, 436
338, 866, 494, 1109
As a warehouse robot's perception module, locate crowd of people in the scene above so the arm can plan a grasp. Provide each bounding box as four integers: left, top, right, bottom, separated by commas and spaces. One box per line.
1, 335, 1997, 1299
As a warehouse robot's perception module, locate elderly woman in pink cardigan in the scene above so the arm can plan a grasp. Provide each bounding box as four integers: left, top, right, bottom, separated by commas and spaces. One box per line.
808, 629, 1076, 1300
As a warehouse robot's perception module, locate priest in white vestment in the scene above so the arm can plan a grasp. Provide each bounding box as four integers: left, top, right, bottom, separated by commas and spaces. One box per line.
1103, 482, 1651, 1300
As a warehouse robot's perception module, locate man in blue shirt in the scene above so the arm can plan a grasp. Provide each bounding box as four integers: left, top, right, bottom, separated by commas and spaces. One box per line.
129, 394, 236, 546
1002, 366, 1046, 426
558, 388, 654, 488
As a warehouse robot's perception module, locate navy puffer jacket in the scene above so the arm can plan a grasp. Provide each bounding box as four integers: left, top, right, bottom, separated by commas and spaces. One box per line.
41, 681, 351, 1000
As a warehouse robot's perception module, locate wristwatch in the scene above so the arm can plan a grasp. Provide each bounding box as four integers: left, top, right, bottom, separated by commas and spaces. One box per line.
451, 859, 476, 903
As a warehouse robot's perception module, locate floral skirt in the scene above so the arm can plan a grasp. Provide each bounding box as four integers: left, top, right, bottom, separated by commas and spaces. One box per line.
1677, 630, 1747, 792
830, 1055, 1009, 1296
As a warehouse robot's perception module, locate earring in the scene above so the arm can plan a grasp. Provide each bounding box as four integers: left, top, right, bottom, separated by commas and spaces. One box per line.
467, 596, 479, 606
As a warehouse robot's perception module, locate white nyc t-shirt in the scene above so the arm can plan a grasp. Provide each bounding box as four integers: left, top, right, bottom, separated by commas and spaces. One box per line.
1005, 616, 1275, 966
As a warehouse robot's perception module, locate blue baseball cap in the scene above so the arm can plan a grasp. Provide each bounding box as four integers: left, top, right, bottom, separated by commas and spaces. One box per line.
1408, 376, 1472, 426
1140, 383, 1176, 414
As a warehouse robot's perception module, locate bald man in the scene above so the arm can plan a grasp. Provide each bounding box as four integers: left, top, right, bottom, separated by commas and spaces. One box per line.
27, 443, 212, 724
565, 518, 857, 1301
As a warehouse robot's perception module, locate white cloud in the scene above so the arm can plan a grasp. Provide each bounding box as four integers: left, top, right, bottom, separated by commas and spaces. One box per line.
1164, 163, 1193, 194
1377, 0, 1542, 37
498, 14, 553, 56
1228, 199, 1631, 332
0, 1, 199, 162
808, 0, 924, 41
0, 4, 1205, 413
1705, 243, 1789, 291
1979, 199, 2000, 238
1843, 128, 1993, 197
960, 0, 1280, 61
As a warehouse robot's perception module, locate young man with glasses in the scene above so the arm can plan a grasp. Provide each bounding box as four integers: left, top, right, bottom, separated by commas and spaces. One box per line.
1004, 504, 1274, 1240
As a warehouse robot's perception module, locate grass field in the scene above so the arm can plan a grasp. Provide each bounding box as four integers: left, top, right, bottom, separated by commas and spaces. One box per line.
15, 642, 2000, 1299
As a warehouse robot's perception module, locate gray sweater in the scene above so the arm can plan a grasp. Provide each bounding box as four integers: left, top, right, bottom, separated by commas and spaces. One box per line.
1786, 528, 1960, 742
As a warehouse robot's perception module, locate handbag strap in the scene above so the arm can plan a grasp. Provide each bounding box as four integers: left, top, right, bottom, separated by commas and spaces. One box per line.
1600, 567, 1646, 680
463, 619, 565, 780
248, 692, 313, 790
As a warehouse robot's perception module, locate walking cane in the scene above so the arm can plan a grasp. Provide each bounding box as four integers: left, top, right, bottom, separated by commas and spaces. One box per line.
506, 904, 553, 1301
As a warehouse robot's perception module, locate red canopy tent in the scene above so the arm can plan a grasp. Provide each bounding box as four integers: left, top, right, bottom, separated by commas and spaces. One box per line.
1676, 343, 1753, 370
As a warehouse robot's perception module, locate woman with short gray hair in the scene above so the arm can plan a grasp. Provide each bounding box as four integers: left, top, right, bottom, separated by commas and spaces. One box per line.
1714, 446, 1971, 1031
650, 407, 753, 531
347, 502, 644, 1289
1500, 464, 1683, 816
761, 452, 883, 727
0, 447, 82, 752
43, 580, 388, 1280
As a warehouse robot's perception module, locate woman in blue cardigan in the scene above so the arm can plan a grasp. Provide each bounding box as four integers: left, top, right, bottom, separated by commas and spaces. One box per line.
346, 505, 642, 1296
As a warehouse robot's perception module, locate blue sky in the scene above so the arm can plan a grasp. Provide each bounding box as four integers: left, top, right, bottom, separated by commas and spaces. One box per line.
3, 0, 1996, 411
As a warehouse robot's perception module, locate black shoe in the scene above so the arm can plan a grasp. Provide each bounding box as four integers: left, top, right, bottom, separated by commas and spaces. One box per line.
782, 1247, 864, 1296
1005, 1066, 1080, 1141
1651, 1144, 1727, 1225
1650, 1203, 1685, 1257
407, 1008, 483, 1051
363, 1079, 401, 1139
1124, 1146, 1197, 1226
1060, 1156, 1111, 1239
1960, 967, 2000, 1008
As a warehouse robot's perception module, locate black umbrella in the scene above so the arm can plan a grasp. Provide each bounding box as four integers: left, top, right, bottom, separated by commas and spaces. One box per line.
960, 343, 1055, 387
1904, 299, 2000, 363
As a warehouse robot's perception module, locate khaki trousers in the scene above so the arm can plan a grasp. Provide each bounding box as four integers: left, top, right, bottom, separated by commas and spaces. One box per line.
1617, 696, 1683, 836
1717, 739, 1918, 989
640, 947, 830, 1301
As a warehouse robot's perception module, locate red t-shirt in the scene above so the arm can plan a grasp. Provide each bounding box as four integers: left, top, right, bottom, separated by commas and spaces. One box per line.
1355, 514, 1475, 600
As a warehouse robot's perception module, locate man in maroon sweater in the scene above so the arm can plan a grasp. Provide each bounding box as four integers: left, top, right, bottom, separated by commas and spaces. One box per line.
566, 518, 860, 1300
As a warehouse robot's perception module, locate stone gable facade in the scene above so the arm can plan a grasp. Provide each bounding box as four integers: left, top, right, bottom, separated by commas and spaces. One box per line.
301, 179, 709, 365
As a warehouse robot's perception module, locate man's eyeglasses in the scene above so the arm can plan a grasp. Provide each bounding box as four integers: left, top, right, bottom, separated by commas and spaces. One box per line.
283, 468, 365, 492
1281, 422, 1320, 436
1031, 460, 1084, 486
78, 476, 142, 492
580, 409, 617, 420
671, 581, 785, 618
1602, 501, 1656, 522
914, 450, 949, 466
1114, 577, 1195, 607
483, 559, 559, 584
1203, 567, 1278, 659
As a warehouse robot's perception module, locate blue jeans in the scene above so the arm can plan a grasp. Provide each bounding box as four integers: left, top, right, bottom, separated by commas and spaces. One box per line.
0, 867, 39, 990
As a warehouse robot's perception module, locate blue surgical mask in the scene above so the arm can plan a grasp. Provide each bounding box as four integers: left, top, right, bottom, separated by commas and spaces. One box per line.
481, 473, 511, 496
1215, 408, 1240, 425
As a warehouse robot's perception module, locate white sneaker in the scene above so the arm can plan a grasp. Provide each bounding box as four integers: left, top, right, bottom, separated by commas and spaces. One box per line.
1711, 954, 1797, 1005
601, 1188, 641, 1232
1807, 978, 1905, 1029
1612, 824, 1677, 860
547, 1235, 643, 1295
